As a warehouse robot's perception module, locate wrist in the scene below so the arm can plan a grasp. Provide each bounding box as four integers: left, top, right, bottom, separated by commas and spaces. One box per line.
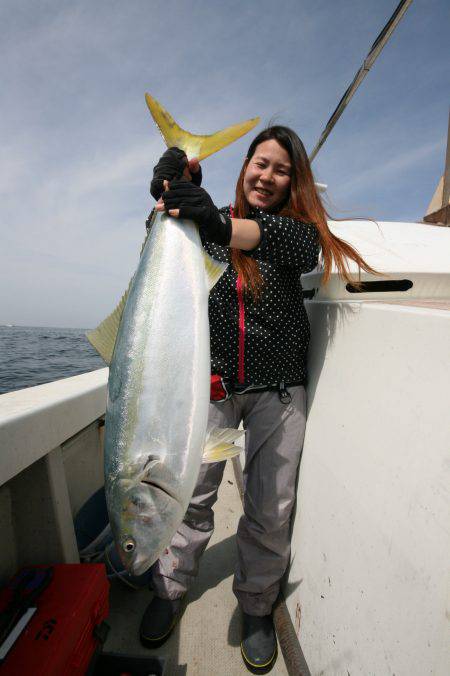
218, 213, 232, 246
201, 212, 232, 247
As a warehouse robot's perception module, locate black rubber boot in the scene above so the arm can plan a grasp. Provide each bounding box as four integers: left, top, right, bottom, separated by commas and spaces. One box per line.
240, 612, 278, 674
139, 595, 183, 649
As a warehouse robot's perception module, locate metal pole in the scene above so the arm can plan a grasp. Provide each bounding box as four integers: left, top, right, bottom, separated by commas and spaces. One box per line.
309, 0, 413, 162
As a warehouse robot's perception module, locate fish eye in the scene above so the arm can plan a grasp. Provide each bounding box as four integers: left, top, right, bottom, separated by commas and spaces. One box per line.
122, 538, 135, 552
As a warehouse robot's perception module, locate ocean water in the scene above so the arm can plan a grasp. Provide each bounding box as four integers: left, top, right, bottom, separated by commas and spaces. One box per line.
0, 325, 106, 395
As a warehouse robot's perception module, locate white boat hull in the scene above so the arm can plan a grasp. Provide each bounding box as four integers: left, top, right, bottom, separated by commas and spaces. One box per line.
285, 300, 450, 676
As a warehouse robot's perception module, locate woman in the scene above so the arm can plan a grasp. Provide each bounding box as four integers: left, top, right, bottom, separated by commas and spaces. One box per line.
140, 127, 376, 673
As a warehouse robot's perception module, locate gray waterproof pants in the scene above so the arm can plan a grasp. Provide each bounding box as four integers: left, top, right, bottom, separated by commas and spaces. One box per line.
151, 386, 306, 616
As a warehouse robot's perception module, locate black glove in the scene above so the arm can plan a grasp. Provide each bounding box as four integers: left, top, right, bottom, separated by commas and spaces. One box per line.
150, 147, 187, 200
162, 180, 232, 246
150, 147, 202, 200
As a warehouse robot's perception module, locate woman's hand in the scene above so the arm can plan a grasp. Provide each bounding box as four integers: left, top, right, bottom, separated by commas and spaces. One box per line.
150, 148, 202, 200
187, 158, 202, 186
156, 180, 232, 246
156, 179, 261, 250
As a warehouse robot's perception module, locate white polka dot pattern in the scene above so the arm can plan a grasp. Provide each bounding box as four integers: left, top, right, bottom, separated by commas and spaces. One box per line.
201, 206, 320, 386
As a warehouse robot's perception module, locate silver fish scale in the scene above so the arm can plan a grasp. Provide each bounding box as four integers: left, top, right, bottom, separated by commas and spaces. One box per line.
104, 212, 212, 575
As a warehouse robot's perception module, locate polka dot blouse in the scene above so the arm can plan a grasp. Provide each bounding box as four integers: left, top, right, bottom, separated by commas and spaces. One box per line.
201, 206, 320, 387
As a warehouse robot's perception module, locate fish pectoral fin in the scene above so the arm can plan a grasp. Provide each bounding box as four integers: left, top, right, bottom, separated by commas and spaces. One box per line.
145, 93, 260, 161
136, 457, 160, 483
203, 252, 228, 291
202, 426, 245, 463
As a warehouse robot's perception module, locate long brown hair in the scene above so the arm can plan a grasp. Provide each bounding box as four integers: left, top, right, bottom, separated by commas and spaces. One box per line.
231, 126, 378, 297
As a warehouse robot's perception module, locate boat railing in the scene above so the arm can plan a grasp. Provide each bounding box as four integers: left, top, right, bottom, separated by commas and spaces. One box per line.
0, 368, 108, 584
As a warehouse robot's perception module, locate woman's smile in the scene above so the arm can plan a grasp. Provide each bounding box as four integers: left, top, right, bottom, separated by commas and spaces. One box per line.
243, 139, 292, 211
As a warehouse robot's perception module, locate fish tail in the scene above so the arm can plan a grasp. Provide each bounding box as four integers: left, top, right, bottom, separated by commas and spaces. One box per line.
145, 93, 259, 160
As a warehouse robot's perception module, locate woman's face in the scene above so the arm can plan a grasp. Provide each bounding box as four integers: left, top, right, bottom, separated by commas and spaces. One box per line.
243, 139, 292, 211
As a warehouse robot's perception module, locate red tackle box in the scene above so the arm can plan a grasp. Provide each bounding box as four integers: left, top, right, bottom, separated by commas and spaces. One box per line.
0, 564, 109, 675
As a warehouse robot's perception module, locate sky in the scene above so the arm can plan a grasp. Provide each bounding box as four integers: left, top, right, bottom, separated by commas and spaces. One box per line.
1, 0, 449, 328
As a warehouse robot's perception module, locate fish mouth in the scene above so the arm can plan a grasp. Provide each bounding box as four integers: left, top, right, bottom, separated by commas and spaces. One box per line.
129, 555, 154, 577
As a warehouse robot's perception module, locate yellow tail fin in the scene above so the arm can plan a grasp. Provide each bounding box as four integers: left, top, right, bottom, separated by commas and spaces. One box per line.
88, 100, 259, 362
145, 93, 259, 160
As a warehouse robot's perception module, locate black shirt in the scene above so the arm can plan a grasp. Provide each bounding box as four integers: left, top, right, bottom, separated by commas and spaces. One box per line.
202, 206, 320, 386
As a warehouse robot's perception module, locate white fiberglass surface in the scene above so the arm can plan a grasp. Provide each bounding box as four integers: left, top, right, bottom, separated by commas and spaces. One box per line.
324, 219, 450, 274
301, 220, 450, 302
286, 302, 450, 676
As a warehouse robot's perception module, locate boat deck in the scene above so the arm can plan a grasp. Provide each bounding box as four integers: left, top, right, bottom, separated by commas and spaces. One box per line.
104, 460, 289, 675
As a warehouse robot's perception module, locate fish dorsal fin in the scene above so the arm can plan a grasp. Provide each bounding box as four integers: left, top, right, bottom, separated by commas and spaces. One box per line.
145, 93, 260, 161
86, 281, 131, 365
87, 231, 226, 363
202, 426, 245, 463
203, 251, 228, 291
86, 230, 152, 364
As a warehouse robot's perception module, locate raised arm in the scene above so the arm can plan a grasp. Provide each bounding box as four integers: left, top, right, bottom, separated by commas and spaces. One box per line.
233, 207, 320, 272
157, 182, 319, 272
228, 218, 261, 250
156, 180, 261, 250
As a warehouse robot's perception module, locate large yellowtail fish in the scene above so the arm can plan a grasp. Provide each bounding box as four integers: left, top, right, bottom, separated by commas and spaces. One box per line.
87, 95, 259, 575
